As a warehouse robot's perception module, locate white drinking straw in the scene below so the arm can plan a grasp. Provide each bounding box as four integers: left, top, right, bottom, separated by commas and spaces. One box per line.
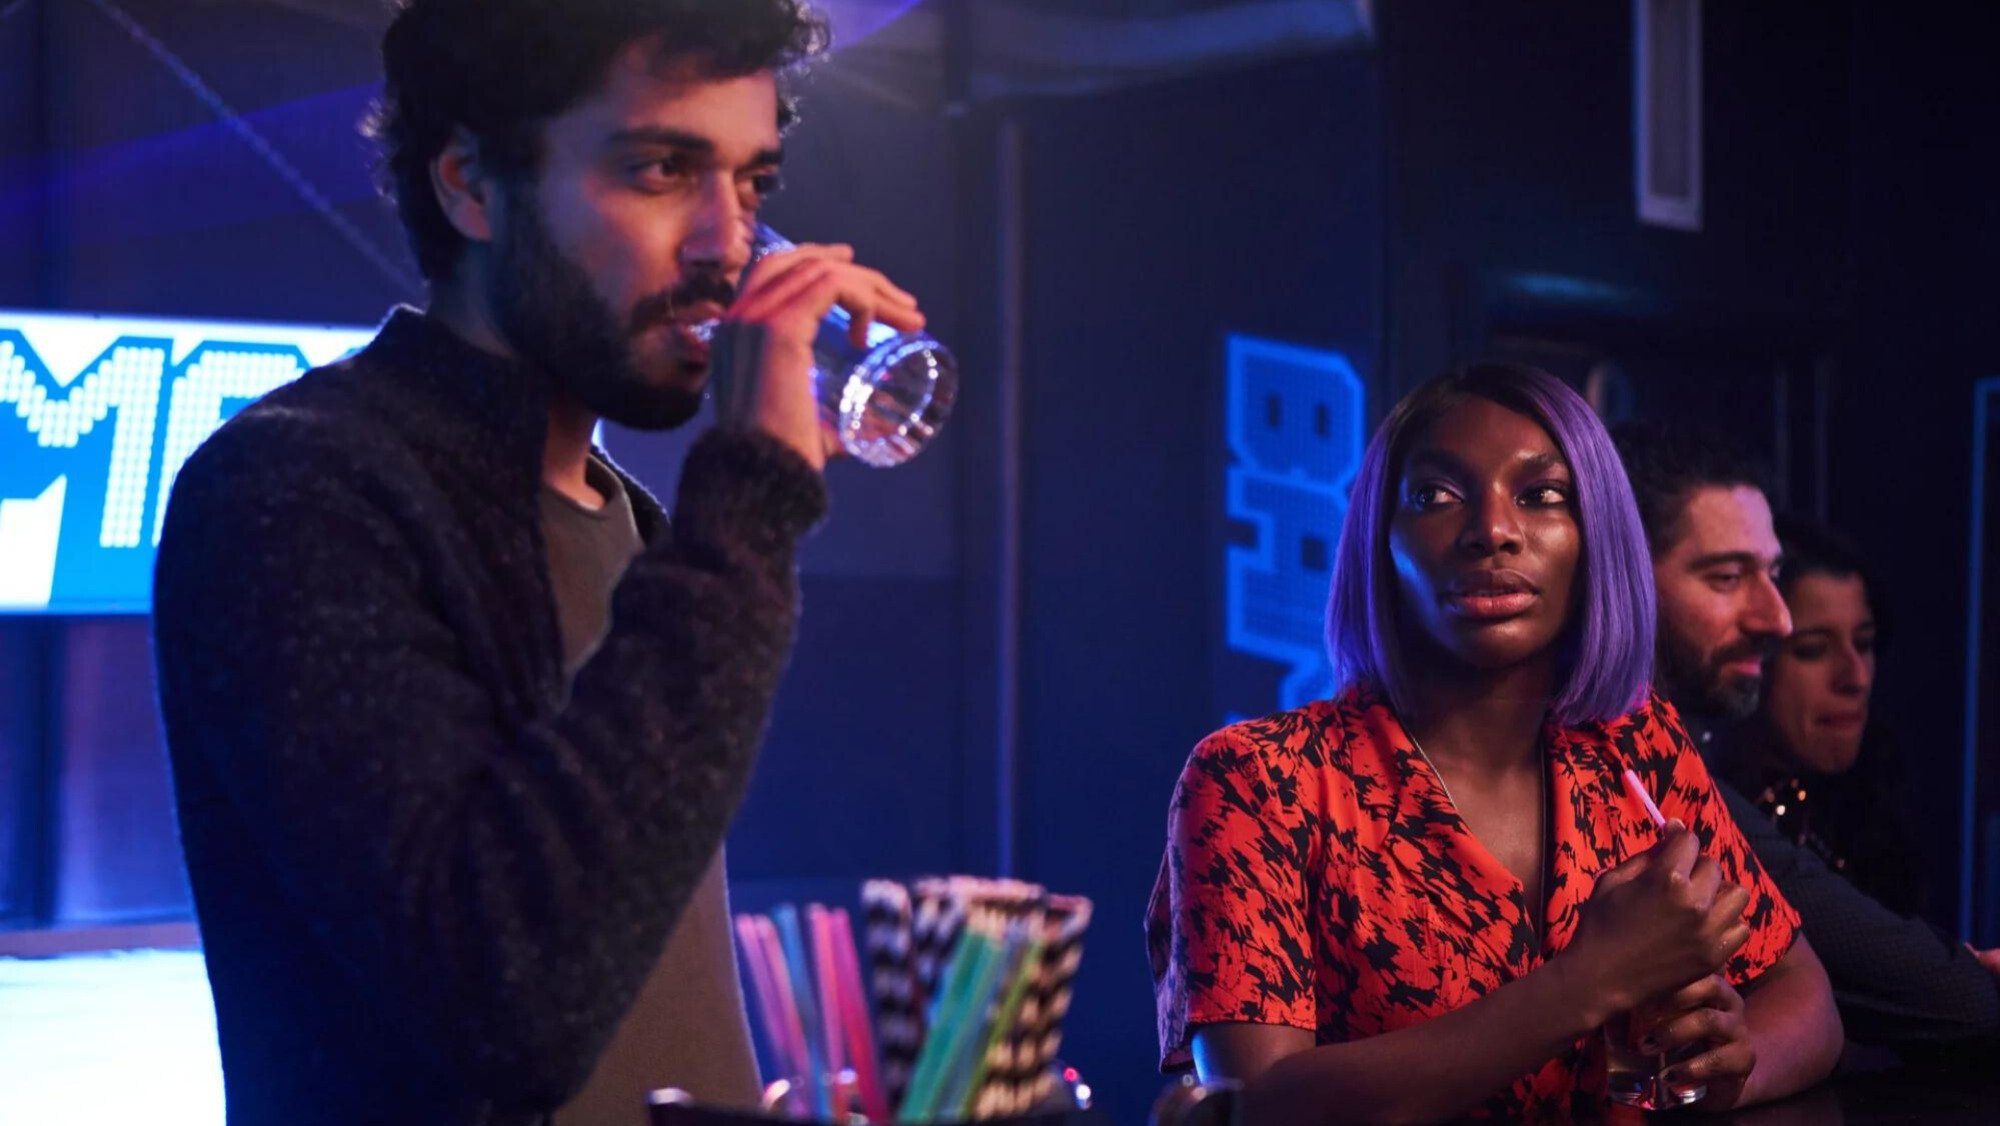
1621, 768, 1667, 828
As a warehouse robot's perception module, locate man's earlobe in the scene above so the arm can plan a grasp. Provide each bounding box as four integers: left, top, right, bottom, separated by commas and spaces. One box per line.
431, 128, 494, 243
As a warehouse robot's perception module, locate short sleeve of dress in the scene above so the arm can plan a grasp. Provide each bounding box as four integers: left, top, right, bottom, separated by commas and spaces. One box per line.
1635, 694, 1803, 986
1145, 723, 1318, 1071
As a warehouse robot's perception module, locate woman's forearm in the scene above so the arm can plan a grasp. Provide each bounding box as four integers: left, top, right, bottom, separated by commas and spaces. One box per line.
1244, 954, 1611, 1125
1737, 938, 1843, 1107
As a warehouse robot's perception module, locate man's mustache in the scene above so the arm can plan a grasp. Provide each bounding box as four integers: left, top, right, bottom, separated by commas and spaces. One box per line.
629, 273, 738, 333
1712, 637, 1780, 669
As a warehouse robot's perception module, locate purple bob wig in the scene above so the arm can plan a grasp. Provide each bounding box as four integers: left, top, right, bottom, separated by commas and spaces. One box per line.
1324, 362, 1655, 725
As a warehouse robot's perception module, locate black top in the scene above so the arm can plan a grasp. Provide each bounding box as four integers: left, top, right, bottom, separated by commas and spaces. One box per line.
1678, 709, 2000, 1054
1720, 721, 1926, 917
153, 308, 825, 1125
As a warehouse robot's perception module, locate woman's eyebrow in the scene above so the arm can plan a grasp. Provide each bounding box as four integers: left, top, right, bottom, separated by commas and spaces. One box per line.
1402, 447, 1467, 474
1401, 448, 1569, 476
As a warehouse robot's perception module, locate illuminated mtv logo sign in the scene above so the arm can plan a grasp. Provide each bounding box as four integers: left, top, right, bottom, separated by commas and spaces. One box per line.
0, 310, 374, 613
1223, 335, 1365, 711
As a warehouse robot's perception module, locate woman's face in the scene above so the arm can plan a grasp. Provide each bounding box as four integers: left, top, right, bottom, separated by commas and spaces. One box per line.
1765, 572, 1875, 774
1388, 398, 1581, 676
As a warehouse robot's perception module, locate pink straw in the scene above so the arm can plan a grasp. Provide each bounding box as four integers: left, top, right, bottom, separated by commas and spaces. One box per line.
1622, 768, 1667, 828
756, 915, 816, 1100
737, 914, 807, 1086
831, 907, 890, 1122
807, 907, 849, 1086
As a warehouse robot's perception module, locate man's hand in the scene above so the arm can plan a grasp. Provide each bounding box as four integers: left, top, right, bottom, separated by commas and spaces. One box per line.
716, 243, 924, 469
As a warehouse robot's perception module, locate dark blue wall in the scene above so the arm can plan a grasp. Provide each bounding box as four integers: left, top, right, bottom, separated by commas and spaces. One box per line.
0, 0, 44, 308
1380, 0, 1851, 395
987, 52, 1384, 1122
1832, 1, 2000, 940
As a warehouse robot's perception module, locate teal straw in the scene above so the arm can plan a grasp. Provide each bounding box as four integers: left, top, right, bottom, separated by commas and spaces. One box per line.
897, 926, 991, 1121
934, 927, 1022, 1119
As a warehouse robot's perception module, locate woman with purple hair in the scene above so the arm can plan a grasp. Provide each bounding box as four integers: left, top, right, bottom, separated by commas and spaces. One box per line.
1146, 364, 1840, 1120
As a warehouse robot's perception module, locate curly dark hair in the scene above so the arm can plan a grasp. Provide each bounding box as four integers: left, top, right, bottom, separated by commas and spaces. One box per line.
1609, 419, 1774, 558
367, 0, 830, 282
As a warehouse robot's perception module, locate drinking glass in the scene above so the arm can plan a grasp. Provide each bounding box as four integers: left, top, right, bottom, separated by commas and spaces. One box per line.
1603, 1011, 1707, 1110
705, 224, 958, 468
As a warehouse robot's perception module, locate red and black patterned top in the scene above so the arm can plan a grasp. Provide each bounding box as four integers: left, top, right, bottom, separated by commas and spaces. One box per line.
1146, 686, 1800, 1119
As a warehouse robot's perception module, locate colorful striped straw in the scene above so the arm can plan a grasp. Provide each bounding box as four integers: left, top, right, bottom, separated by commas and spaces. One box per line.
1012, 895, 1092, 1113
863, 879, 920, 1113
968, 920, 1045, 1118
911, 880, 964, 1025
986, 923, 1047, 1112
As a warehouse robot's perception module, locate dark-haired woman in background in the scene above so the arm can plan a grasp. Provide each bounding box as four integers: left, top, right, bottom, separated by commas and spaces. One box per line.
1146, 364, 1841, 1122
1727, 517, 1925, 916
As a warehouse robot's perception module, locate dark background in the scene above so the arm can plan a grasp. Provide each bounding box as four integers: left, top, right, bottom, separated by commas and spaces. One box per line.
2, 2, 1997, 1123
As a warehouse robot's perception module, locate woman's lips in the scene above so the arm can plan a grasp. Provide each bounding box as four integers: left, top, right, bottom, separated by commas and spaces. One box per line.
1444, 590, 1539, 619
1442, 570, 1539, 620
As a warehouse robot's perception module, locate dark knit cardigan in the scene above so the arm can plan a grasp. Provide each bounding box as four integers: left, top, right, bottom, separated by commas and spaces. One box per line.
153, 308, 826, 1125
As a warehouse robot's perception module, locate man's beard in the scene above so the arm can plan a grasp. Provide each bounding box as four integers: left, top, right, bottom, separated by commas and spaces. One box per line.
1657, 629, 1768, 721
487, 186, 731, 432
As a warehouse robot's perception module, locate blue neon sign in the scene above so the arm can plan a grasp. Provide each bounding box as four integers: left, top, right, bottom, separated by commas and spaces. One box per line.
1223, 335, 1366, 712
0, 310, 373, 613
